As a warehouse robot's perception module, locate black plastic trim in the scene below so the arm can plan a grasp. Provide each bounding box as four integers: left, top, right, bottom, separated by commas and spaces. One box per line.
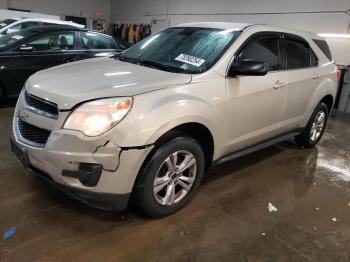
31, 165, 130, 211
213, 130, 302, 166
62, 163, 102, 187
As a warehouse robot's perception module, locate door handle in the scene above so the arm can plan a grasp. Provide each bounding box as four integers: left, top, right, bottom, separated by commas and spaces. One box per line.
312, 73, 320, 80
273, 81, 286, 89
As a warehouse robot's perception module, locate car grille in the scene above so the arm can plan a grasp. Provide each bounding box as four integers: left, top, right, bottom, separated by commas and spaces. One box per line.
24, 91, 59, 119
17, 119, 51, 147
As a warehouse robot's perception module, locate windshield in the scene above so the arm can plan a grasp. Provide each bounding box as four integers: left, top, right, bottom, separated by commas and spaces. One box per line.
0, 29, 34, 48
119, 27, 241, 74
0, 19, 16, 29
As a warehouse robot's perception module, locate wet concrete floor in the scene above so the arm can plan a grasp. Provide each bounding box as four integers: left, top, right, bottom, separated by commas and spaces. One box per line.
1, 104, 350, 262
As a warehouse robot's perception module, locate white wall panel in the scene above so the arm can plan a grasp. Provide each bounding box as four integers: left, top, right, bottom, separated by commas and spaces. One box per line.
167, 0, 348, 13
5, 0, 111, 23
111, 0, 350, 63
0, 9, 59, 20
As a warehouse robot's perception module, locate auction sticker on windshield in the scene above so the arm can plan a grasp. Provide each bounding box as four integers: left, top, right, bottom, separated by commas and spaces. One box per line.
175, 54, 205, 67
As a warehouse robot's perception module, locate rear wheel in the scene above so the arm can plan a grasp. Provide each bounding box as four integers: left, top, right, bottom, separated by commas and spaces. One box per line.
132, 136, 205, 218
295, 102, 328, 148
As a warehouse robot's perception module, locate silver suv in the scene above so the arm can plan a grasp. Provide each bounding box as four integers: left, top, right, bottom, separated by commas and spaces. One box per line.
11, 22, 337, 217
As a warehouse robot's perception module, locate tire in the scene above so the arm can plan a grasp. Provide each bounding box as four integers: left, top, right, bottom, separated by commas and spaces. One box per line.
132, 136, 205, 218
295, 102, 328, 148
0, 86, 4, 101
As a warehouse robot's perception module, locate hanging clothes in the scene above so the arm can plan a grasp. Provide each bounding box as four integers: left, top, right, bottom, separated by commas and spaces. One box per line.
124, 24, 129, 41
112, 23, 152, 43
117, 24, 124, 39
135, 25, 141, 43
140, 24, 145, 40
128, 25, 133, 43
145, 25, 152, 37
121, 24, 127, 41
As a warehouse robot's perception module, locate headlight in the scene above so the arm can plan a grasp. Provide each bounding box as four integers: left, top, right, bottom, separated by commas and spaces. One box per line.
63, 97, 132, 136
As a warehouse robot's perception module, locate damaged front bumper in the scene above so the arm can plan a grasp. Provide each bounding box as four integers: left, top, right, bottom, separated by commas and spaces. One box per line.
11, 129, 153, 211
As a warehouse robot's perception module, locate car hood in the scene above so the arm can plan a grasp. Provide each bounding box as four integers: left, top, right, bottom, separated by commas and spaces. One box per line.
26, 57, 192, 110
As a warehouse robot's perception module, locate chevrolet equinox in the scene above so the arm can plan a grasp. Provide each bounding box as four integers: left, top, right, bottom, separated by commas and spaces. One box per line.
11, 23, 337, 217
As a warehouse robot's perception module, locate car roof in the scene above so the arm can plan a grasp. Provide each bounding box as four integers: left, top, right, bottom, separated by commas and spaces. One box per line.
11, 25, 114, 37
8, 17, 84, 27
173, 22, 251, 31
172, 22, 322, 40
248, 24, 323, 40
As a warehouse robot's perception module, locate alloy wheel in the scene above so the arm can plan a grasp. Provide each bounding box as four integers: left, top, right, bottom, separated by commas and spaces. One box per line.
153, 150, 197, 206
310, 110, 326, 142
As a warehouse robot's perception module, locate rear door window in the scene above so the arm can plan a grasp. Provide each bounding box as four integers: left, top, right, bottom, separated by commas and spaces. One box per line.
284, 39, 310, 69
283, 35, 319, 69
80, 32, 118, 49
0, 19, 16, 29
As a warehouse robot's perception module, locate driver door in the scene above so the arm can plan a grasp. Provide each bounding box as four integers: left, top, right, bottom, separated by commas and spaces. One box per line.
225, 32, 287, 152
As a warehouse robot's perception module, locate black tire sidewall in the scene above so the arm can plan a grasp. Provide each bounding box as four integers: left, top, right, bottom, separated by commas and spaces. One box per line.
305, 103, 328, 147
134, 136, 205, 218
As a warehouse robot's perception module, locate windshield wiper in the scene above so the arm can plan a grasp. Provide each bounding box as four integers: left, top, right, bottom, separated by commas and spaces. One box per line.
118, 56, 177, 73
118, 56, 139, 64
138, 60, 177, 73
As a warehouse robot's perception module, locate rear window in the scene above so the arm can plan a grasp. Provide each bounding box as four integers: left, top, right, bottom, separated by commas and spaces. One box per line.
313, 39, 332, 61
0, 19, 16, 29
80, 31, 118, 49
285, 39, 310, 69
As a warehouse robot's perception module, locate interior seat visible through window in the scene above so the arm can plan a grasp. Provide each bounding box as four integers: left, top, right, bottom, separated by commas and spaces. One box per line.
58, 35, 69, 49
26, 31, 75, 51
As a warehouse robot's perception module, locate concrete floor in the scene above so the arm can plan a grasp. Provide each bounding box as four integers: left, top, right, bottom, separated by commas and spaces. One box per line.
1, 103, 350, 262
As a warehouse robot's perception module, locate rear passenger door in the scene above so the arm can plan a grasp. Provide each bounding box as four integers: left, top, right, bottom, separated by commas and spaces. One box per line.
77, 31, 122, 60
279, 34, 319, 133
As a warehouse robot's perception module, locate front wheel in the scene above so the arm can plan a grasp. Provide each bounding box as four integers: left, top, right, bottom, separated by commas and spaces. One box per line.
295, 102, 329, 148
132, 136, 205, 218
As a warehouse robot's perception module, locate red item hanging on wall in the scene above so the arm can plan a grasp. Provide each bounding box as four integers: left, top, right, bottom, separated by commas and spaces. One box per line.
135, 25, 141, 43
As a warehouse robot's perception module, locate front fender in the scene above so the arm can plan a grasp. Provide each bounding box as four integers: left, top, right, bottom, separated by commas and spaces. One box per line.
107, 82, 226, 158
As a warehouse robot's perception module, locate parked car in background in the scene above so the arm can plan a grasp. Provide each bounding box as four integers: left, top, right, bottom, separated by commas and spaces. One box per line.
0, 17, 84, 36
0, 26, 131, 99
11, 23, 337, 218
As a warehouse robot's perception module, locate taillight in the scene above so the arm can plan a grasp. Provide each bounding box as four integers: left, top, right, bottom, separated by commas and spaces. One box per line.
336, 68, 341, 86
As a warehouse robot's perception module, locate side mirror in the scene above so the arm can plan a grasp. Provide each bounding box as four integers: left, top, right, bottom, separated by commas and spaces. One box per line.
229, 60, 268, 77
18, 45, 34, 52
